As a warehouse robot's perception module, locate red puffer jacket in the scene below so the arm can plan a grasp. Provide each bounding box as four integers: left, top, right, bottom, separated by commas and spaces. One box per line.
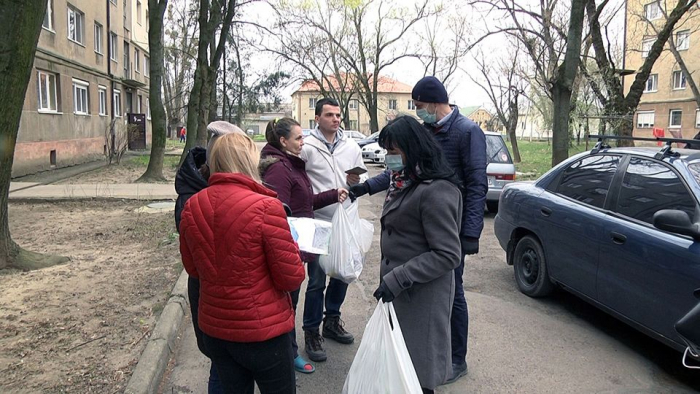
179, 172, 305, 343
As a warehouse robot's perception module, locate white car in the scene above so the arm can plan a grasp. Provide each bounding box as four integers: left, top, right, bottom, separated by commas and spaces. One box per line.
362, 142, 386, 164
345, 130, 366, 141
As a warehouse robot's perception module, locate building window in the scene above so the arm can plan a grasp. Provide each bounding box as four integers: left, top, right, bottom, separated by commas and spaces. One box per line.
408, 100, 416, 110
94, 23, 103, 54
349, 120, 358, 130
72, 79, 89, 115
348, 99, 358, 110
123, 41, 130, 77
669, 110, 682, 128
110, 0, 117, 4
309, 97, 317, 109
98, 86, 107, 116
696, 109, 700, 128
673, 70, 686, 89
645, 1, 662, 20
644, 74, 658, 92
134, 48, 140, 73
676, 30, 690, 50
37, 70, 58, 112
146, 8, 149, 32
67, 7, 85, 45
43, 0, 54, 31
144, 56, 149, 76
147, 97, 151, 120
309, 120, 315, 129
137, 0, 143, 25
636, 111, 655, 128
641, 38, 655, 58
137, 95, 143, 113
113, 89, 122, 117
110, 32, 118, 62
388, 99, 397, 110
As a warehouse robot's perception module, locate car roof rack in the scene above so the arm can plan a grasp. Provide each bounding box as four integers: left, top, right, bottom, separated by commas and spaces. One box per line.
588, 134, 699, 159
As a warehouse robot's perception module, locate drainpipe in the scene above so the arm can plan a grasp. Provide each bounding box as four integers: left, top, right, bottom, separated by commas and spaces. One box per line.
106, 0, 115, 153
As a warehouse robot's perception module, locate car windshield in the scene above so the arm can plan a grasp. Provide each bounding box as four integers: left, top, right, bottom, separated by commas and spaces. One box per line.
689, 163, 700, 186
486, 135, 512, 164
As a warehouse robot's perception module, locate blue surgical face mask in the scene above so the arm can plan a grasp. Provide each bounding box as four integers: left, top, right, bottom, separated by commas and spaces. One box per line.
416, 107, 437, 124
385, 154, 405, 172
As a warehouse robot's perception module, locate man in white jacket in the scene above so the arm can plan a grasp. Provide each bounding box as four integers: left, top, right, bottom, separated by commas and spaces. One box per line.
300, 98, 367, 362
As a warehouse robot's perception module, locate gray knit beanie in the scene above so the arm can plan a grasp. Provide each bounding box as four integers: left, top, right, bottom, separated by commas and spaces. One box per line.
205, 121, 244, 164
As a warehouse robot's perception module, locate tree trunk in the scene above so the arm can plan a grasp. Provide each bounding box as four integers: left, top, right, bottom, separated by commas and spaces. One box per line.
138, 0, 169, 182
0, 0, 69, 270
550, 0, 585, 166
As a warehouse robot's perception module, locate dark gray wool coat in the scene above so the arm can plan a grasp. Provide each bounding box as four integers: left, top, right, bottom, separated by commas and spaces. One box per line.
380, 179, 463, 389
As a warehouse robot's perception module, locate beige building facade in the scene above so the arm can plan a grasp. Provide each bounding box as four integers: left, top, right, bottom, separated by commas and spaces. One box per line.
623, 0, 700, 141
291, 76, 417, 134
14, 0, 151, 177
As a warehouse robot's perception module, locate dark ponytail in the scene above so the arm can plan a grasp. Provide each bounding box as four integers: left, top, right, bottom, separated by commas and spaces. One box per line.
265, 117, 301, 150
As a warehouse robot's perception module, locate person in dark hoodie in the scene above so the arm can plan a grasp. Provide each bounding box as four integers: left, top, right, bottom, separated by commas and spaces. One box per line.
259, 117, 348, 375
175, 121, 244, 394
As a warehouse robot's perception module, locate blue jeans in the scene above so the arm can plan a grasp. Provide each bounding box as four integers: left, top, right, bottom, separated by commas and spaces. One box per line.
451, 255, 469, 365
302, 256, 348, 331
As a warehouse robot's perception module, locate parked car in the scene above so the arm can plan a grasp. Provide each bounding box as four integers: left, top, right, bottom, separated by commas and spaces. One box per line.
485, 132, 516, 213
362, 142, 386, 164
345, 130, 365, 141
357, 131, 380, 148
494, 143, 700, 355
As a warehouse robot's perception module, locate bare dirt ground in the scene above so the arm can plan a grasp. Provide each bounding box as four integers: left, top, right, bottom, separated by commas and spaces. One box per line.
56, 155, 179, 185
0, 199, 181, 393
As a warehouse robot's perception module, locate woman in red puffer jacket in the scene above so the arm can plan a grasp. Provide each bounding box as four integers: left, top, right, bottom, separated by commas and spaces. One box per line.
259, 117, 348, 375
179, 132, 305, 394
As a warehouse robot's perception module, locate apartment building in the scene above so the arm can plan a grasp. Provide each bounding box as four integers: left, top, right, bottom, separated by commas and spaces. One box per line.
623, 0, 700, 141
291, 75, 416, 134
13, 0, 151, 177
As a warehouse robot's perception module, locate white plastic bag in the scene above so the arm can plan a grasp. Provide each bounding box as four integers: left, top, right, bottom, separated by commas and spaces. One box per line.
319, 202, 373, 283
342, 302, 422, 394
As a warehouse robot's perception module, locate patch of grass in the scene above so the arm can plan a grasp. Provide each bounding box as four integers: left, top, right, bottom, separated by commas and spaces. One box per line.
166, 139, 183, 149
252, 134, 266, 142
126, 155, 180, 169
513, 140, 589, 180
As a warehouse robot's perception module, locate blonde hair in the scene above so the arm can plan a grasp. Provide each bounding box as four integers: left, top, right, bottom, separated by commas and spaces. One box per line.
209, 132, 261, 182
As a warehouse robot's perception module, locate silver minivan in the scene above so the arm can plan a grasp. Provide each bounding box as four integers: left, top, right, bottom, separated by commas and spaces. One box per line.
485, 132, 516, 213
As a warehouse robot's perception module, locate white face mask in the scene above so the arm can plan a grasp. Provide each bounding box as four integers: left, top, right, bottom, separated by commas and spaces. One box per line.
416, 106, 437, 124
385, 154, 405, 172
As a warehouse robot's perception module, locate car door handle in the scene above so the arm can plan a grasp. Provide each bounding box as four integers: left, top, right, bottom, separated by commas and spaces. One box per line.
610, 232, 627, 245
540, 207, 552, 217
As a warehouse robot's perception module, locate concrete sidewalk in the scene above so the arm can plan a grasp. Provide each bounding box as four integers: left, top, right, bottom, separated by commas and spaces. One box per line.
8, 182, 176, 200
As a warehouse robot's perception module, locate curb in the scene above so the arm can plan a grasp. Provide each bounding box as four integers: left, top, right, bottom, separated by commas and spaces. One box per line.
124, 269, 189, 394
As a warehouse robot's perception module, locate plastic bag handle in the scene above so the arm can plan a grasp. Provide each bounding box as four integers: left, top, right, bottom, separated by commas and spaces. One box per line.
380, 301, 397, 331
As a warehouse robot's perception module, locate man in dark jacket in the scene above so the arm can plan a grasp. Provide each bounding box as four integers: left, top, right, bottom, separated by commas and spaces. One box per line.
349, 76, 488, 384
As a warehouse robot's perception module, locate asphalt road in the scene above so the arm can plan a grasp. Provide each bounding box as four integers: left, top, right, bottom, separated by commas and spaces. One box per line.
161, 164, 700, 393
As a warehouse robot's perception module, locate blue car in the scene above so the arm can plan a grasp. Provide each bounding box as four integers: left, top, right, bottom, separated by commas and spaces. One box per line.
494, 142, 700, 354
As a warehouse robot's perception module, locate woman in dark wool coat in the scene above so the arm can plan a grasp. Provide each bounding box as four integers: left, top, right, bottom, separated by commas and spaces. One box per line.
372, 116, 463, 394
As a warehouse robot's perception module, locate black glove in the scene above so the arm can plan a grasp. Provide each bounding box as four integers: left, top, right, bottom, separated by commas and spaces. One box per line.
373, 282, 395, 303
461, 237, 479, 255
349, 183, 370, 202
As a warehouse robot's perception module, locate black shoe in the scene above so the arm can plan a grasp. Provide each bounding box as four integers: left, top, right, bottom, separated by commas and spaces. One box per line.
304, 329, 327, 362
444, 362, 468, 384
322, 316, 355, 344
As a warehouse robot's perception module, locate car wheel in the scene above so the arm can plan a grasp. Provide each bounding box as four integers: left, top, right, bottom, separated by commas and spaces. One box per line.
486, 201, 499, 213
513, 235, 554, 297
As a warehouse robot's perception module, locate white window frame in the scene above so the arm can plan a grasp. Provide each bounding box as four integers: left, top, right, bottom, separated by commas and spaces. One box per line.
641, 38, 654, 58
408, 100, 416, 110
109, 32, 118, 62
144, 55, 149, 77
113, 89, 122, 117
134, 48, 140, 73
673, 70, 687, 90
349, 120, 358, 130
676, 30, 690, 50
146, 97, 151, 120
94, 23, 103, 54
110, 0, 117, 4
637, 111, 655, 128
696, 109, 700, 128
669, 110, 682, 128
37, 70, 58, 113
67, 6, 85, 45
388, 99, 397, 110
137, 94, 143, 113
137, 0, 143, 25
43, 0, 54, 31
645, 1, 662, 20
644, 74, 658, 93
98, 86, 107, 116
308, 119, 315, 129
348, 99, 358, 110
309, 97, 317, 109
72, 79, 89, 115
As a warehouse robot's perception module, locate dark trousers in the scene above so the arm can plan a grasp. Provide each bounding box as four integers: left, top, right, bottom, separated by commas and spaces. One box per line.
302, 256, 348, 331
204, 332, 295, 394
451, 255, 469, 365
188, 277, 224, 394
289, 288, 300, 358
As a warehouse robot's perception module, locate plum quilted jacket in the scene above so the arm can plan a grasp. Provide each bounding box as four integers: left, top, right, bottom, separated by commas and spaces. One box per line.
179, 172, 305, 342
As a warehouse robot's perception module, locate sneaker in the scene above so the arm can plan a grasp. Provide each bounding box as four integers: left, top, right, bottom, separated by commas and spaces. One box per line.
304, 329, 327, 362
322, 316, 355, 344
444, 362, 468, 384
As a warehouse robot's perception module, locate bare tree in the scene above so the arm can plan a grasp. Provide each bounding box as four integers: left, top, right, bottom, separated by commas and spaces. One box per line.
418, 9, 472, 86
0, 0, 69, 270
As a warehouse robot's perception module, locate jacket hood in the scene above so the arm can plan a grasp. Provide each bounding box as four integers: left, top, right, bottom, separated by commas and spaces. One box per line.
259, 143, 305, 176
175, 147, 208, 197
